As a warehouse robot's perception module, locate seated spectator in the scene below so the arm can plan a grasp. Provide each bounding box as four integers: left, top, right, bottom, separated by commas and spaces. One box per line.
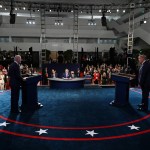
101, 71, 107, 85
0, 70, 5, 90
76, 68, 80, 77
2, 67, 8, 90
62, 69, 71, 78
84, 71, 92, 84
93, 70, 100, 84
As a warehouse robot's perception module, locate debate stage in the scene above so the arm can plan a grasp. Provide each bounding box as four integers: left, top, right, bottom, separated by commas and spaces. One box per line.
0, 86, 150, 150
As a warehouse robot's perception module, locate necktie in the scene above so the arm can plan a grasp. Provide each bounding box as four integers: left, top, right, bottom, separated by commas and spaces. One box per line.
138, 65, 143, 82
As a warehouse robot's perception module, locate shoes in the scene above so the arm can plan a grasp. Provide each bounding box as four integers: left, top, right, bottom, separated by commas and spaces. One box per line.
137, 107, 148, 112
10, 109, 21, 114
137, 103, 144, 107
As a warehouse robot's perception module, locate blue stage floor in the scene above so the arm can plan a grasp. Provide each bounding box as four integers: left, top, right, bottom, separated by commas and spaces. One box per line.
0, 87, 150, 150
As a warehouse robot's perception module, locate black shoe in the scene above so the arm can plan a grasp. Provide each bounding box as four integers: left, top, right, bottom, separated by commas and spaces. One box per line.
137, 107, 148, 112
10, 109, 21, 114
137, 103, 144, 107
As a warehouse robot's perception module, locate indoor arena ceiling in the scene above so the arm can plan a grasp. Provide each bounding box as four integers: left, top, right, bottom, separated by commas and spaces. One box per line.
1, 0, 150, 9
0, 0, 149, 19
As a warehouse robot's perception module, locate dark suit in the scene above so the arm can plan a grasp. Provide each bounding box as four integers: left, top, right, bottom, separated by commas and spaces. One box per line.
139, 60, 150, 110
62, 73, 71, 78
8, 62, 23, 112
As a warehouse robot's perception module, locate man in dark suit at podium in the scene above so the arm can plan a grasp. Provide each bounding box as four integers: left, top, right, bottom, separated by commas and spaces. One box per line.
137, 54, 150, 112
8, 55, 23, 113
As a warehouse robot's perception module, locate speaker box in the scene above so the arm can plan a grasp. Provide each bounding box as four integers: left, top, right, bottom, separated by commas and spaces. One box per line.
10, 14, 16, 24
101, 16, 107, 26
0, 15, 2, 25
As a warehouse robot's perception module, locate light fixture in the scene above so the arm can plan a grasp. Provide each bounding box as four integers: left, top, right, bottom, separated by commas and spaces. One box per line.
140, 18, 147, 25
143, 18, 147, 24
88, 19, 96, 26
54, 20, 63, 26
0, 5, 2, 8
26, 9, 35, 25
26, 18, 35, 24
54, 8, 63, 26
88, 6, 96, 26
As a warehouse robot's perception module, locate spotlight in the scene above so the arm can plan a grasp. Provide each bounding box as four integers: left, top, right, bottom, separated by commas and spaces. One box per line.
88, 19, 96, 26
54, 20, 63, 26
26, 18, 35, 24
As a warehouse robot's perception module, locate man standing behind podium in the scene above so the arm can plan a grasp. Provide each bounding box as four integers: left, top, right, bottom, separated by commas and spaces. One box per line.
137, 54, 150, 112
8, 55, 23, 113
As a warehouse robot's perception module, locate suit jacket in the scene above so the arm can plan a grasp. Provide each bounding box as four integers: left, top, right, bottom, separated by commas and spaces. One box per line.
62, 73, 71, 78
139, 60, 150, 89
8, 62, 23, 87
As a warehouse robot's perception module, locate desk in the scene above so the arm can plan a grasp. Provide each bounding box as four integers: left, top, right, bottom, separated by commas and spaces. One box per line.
48, 78, 85, 89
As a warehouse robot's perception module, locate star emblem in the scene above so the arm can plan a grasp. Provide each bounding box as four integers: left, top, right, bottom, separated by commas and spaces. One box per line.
85, 130, 98, 137
128, 125, 140, 130
35, 129, 48, 135
0, 121, 10, 127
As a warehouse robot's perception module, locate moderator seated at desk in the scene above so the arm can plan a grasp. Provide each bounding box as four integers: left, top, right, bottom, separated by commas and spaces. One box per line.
48, 78, 85, 88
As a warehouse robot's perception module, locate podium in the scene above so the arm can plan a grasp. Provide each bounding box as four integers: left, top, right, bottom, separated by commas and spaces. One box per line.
21, 75, 43, 111
110, 73, 133, 106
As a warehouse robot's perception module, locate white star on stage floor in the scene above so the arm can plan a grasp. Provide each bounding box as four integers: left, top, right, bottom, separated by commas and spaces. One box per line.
128, 125, 140, 130
0, 121, 10, 127
35, 129, 48, 135
85, 130, 98, 137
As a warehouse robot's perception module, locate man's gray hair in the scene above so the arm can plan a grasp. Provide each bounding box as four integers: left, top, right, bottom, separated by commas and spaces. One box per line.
14, 55, 21, 61
139, 54, 146, 60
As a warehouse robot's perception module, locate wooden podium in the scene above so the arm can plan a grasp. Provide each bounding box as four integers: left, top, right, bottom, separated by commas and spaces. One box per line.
110, 73, 134, 106
21, 75, 43, 111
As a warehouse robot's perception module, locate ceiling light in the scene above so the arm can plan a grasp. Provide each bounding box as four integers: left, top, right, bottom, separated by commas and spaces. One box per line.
26, 18, 35, 25
88, 19, 96, 26
54, 20, 63, 26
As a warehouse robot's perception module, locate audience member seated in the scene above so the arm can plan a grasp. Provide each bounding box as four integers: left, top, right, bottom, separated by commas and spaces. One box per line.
93, 70, 100, 84
51, 69, 58, 78
101, 71, 107, 85
0, 70, 5, 90
76, 68, 80, 77
62, 69, 71, 78
2, 67, 9, 90
84, 71, 92, 84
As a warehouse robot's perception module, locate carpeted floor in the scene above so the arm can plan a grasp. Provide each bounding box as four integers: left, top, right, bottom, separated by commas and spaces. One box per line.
0, 86, 150, 150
